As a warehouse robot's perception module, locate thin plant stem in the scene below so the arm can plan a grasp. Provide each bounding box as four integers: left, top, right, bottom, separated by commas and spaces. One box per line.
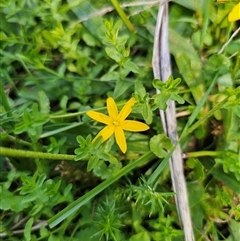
1, 133, 32, 147
218, 26, 240, 54
50, 102, 125, 119
185, 151, 220, 158
185, 151, 238, 159
0, 147, 75, 161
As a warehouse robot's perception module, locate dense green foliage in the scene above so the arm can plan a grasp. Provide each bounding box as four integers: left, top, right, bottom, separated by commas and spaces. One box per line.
0, 0, 239, 240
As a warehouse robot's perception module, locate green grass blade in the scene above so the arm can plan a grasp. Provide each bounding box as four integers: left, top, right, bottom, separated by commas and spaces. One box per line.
169, 28, 205, 104
0, 83, 12, 117
180, 72, 219, 138
110, 0, 136, 33
48, 151, 155, 228
40, 122, 84, 138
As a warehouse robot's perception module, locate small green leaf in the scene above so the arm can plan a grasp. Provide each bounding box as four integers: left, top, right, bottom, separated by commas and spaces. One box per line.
123, 60, 139, 73
0, 188, 13, 210
74, 150, 89, 160
171, 93, 185, 104
204, 54, 231, 79
113, 80, 132, 99
153, 93, 169, 110
82, 32, 98, 47
40, 226, 49, 238
186, 158, 205, 180
63, 184, 73, 198
23, 109, 31, 124
142, 103, 152, 124
108, 155, 118, 164
32, 102, 40, 118
129, 232, 151, 241
58, 136, 67, 146
22, 192, 39, 204
36, 173, 47, 187
135, 80, 146, 99
105, 47, 122, 63
14, 121, 27, 134
52, 180, 62, 193
86, 134, 92, 145
92, 136, 102, 148
28, 126, 37, 136
227, 219, 240, 240
98, 151, 111, 161
76, 136, 86, 146
101, 70, 120, 81
39, 91, 50, 115
152, 79, 164, 90
49, 234, 60, 241
60, 95, 68, 110
30, 204, 44, 216
171, 77, 181, 87
150, 134, 173, 158
24, 217, 34, 241
87, 155, 100, 171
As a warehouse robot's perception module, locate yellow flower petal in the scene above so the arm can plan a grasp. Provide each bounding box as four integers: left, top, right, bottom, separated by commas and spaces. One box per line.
122, 120, 150, 132
107, 97, 118, 119
93, 125, 115, 142
118, 97, 136, 122
228, 3, 240, 22
115, 126, 127, 153
87, 111, 112, 125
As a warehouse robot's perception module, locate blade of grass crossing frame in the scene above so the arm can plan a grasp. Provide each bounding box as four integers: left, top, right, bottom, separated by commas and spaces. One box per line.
110, 0, 136, 33
48, 151, 155, 228
180, 72, 219, 138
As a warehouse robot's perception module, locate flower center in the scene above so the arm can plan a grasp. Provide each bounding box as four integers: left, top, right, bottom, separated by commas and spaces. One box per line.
113, 120, 120, 126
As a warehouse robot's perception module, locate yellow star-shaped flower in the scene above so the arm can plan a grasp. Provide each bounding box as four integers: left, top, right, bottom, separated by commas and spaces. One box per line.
228, 2, 240, 22
87, 97, 149, 153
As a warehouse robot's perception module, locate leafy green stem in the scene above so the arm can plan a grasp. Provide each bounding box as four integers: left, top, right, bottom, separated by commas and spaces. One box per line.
0, 147, 75, 161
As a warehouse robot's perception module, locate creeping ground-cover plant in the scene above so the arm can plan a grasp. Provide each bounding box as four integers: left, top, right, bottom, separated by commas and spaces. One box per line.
0, 0, 240, 240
